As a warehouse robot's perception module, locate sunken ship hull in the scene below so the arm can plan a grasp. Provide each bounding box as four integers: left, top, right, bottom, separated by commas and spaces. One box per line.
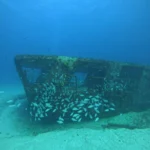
14, 55, 150, 124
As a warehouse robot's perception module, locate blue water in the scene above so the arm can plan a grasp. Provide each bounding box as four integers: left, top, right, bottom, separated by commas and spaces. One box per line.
0, 0, 150, 84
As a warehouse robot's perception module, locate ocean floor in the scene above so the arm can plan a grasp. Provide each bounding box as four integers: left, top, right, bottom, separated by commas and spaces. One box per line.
0, 84, 150, 150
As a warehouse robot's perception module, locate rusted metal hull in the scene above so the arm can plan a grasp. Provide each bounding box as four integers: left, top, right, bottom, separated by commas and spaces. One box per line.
14, 55, 150, 123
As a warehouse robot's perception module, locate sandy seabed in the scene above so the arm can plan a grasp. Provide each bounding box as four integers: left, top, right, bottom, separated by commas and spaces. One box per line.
0, 85, 150, 150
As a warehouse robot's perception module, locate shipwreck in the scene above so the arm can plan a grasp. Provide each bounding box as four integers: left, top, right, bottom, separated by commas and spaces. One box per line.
14, 55, 150, 124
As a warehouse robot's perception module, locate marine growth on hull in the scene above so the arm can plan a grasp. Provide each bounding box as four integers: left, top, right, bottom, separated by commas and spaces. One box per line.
14, 55, 150, 124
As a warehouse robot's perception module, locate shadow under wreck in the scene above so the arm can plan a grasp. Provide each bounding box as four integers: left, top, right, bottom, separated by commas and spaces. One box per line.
14, 55, 150, 127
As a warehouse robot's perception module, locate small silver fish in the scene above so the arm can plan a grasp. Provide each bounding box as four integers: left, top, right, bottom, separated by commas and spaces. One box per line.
78, 118, 82, 122
57, 120, 64, 124
8, 104, 16, 108
75, 115, 81, 119
32, 102, 38, 107
95, 117, 99, 122
72, 107, 78, 111
83, 98, 89, 103
40, 114, 44, 118
52, 108, 57, 112
88, 105, 93, 108
83, 108, 87, 112
78, 110, 83, 113
104, 109, 109, 112
6, 99, 14, 104
94, 113, 98, 117
109, 107, 115, 111
62, 108, 67, 113
73, 114, 79, 117
37, 117, 41, 121
89, 114, 93, 119
94, 108, 100, 113
95, 95, 99, 98
71, 118, 77, 122
110, 103, 115, 107
16, 103, 21, 107
85, 112, 88, 117
78, 103, 84, 107
58, 116, 64, 121
45, 103, 52, 108
103, 99, 108, 103
70, 112, 74, 116
30, 111, 33, 116
45, 108, 51, 112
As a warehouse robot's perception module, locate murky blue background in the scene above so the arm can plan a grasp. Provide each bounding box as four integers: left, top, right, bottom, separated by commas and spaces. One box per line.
0, 0, 150, 84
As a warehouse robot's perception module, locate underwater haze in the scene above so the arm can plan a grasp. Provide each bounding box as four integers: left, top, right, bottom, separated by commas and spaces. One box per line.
1, 1, 150, 149
0, 0, 150, 84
